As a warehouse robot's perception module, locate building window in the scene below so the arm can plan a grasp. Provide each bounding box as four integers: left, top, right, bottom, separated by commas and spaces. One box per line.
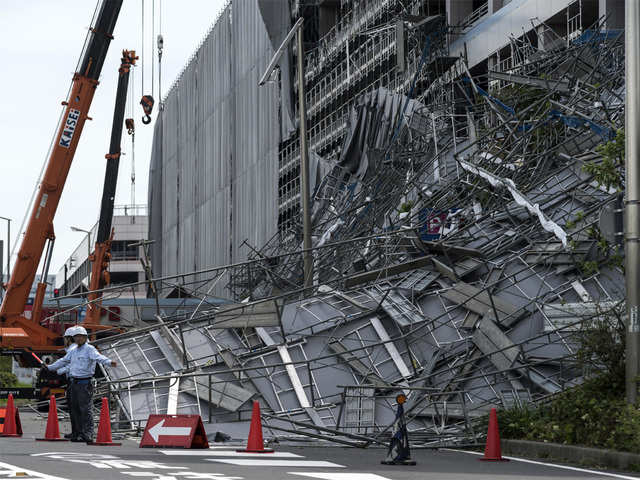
111, 241, 139, 261
109, 271, 139, 286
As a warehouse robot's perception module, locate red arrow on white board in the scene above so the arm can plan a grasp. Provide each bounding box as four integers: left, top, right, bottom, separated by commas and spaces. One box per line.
148, 419, 192, 442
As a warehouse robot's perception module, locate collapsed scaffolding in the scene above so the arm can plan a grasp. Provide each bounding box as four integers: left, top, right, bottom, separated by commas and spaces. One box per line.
40, 11, 627, 448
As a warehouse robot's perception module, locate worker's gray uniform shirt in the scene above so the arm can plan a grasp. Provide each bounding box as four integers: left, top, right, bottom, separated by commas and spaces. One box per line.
55, 343, 77, 376
48, 342, 111, 377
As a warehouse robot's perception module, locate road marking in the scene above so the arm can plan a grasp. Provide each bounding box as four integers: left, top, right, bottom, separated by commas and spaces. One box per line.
159, 450, 302, 457
32, 452, 118, 458
445, 449, 640, 480
289, 474, 394, 480
121, 473, 244, 479
206, 446, 247, 449
0, 461, 69, 480
30, 453, 187, 471
206, 459, 344, 468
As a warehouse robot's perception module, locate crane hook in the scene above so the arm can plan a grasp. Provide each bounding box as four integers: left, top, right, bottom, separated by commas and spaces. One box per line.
125, 118, 135, 135
140, 94, 155, 125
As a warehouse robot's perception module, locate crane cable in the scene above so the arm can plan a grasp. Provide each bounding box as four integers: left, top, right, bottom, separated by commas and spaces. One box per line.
127, 55, 136, 208
151, 0, 155, 100
141, 0, 144, 95
140, 0, 154, 125
158, 0, 163, 106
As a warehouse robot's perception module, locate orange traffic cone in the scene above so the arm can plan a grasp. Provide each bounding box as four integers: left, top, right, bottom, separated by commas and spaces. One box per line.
237, 401, 273, 453
1, 394, 23, 437
36, 395, 68, 441
480, 408, 508, 461
88, 397, 121, 446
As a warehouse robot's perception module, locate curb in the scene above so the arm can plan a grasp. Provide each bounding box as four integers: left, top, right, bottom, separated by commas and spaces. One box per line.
501, 439, 640, 471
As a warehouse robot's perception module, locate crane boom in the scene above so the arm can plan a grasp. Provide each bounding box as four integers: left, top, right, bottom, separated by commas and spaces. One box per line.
86, 50, 138, 323
0, 0, 123, 352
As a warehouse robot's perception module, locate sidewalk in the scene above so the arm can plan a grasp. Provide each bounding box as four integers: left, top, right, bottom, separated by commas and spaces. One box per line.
502, 439, 640, 472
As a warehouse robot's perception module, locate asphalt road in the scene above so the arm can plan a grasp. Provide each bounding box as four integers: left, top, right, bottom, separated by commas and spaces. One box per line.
1, 413, 638, 480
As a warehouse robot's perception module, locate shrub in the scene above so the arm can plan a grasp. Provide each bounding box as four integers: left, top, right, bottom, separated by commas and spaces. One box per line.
498, 374, 640, 452
0, 371, 18, 388
488, 302, 640, 451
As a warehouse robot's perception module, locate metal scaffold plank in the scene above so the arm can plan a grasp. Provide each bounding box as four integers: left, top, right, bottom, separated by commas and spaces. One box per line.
442, 281, 522, 327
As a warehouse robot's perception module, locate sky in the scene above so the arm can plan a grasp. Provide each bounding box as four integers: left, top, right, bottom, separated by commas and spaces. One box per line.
0, 0, 227, 274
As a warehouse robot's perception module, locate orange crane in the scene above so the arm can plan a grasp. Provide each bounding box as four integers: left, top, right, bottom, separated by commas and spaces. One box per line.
85, 50, 137, 324
0, 0, 123, 357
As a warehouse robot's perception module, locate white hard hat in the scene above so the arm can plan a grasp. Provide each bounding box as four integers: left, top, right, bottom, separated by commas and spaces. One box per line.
64, 326, 77, 337
74, 326, 88, 336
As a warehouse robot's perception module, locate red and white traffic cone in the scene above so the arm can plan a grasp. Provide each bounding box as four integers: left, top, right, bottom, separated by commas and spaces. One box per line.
88, 397, 121, 446
237, 401, 273, 453
480, 408, 508, 461
36, 395, 68, 441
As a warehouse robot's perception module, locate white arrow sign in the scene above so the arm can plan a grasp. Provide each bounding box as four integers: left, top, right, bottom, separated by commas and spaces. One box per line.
148, 419, 192, 442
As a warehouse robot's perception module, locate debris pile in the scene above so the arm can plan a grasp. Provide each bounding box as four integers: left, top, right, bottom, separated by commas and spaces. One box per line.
93, 18, 625, 447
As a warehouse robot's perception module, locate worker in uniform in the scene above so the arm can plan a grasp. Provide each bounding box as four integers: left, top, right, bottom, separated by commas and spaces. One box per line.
56, 326, 78, 439
46, 326, 117, 442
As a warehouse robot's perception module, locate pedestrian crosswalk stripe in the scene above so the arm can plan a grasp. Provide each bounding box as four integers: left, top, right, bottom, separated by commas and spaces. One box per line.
207, 445, 247, 449
206, 459, 345, 468
289, 474, 394, 480
159, 450, 302, 457
0, 461, 68, 480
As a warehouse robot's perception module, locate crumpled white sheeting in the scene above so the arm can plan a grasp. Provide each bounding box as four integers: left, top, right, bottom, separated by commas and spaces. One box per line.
317, 218, 345, 247
460, 157, 568, 248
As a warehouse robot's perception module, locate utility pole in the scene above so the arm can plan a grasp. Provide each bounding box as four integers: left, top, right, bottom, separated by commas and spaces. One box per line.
625, 0, 640, 405
129, 239, 160, 316
257, 17, 312, 292
0, 216, 11, 285
71, 226, 92, 287
297, 23, 313, 291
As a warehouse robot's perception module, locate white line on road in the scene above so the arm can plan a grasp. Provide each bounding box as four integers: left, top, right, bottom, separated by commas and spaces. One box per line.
206, 459, 345, 468
206, 446, 248, 449
121, 473, 243, 479
159, 450, 302, 457
444, 448, 640, 480
289, 473, 394, 480
0, 461, 69, 480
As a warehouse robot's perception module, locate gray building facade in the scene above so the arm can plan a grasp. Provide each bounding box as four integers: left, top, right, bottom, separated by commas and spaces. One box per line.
148, 1, 292, 297
148, 0, 625, 299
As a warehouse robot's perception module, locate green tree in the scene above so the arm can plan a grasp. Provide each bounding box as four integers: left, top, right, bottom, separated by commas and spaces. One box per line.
0, 371, 18, 388
583, 129, 625, 191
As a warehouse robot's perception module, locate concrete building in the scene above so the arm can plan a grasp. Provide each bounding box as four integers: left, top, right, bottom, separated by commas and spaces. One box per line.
147, 0, 625, 300
56, 207, 148, 298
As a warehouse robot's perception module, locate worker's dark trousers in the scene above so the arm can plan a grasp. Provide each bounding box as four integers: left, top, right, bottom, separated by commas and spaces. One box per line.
66, 384, 79, 438
69, 381, 94, 440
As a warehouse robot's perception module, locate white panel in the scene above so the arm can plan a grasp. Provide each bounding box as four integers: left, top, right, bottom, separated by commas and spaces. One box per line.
450, 0, 575, 67
255, 327, 311, 409
370, 316, 412, 379
166, 374, 179, 415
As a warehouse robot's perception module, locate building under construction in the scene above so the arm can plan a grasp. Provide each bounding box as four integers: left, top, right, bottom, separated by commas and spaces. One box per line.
80, 0, 628, 445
